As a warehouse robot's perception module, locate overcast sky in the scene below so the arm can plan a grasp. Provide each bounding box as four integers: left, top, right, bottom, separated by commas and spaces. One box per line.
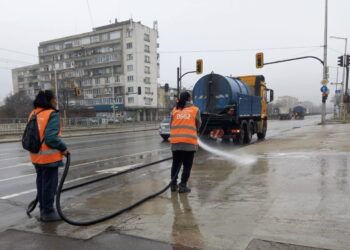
0, 0, 349, 105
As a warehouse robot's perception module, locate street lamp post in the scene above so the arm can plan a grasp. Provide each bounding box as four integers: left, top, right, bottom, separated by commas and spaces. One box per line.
330, 36, 348, 120
52, 57, 59, 110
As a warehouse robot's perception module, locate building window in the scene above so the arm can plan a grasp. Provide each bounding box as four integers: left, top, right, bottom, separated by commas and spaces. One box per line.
144, 33, 150, 42
110, 31, 121, 40
144, 55, 150, 63
126, 42, 133, 49
81, 37, 90, 45
128, 97, 134, 103
126, 30, 132, 38
127, 65, 133, 71
91, 35, 100, 43
101, 33, 109, 41
144, 77, 151, 84
127, 75, 134, 82
145, 87, 151, 94
116, 96, 123, 104
144, 45, 150, 53
127, 87, 134, 93
144, 66, 150, 74
127, 54, 133, 60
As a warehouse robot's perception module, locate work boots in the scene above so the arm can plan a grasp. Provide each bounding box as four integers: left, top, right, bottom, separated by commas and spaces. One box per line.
40, 210, 62, 222
171, 183, 178, 192
178, 183, 191, 193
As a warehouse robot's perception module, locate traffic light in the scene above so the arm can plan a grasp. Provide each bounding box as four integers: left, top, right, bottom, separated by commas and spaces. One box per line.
347, 55, 350, 67
137, 86, 142, 95
256, 52, 264, 68
322, 92, 328, 103
74, 87, 81, 96
196, 59, 203, 74
338, 56, 344, 67
164, 83, 169, 92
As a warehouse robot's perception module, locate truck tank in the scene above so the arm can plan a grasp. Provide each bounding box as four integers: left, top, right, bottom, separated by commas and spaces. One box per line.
192, 73, 256, 114
292, 105, 306, 120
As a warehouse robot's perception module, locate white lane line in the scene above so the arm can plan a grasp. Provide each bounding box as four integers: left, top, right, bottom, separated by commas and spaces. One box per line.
0, 162, 32, 170
0, 189, 37, 199
0, 156, 27, 161
0, 163, 149, 199
96, 163, 142, 174
0, 174, 36, 183
0, 147, 170, 183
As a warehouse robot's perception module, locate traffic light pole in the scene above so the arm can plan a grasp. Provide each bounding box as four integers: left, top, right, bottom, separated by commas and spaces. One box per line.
341, 64, 349, 120
264, 56, 324, 66
176, 68, 196, 97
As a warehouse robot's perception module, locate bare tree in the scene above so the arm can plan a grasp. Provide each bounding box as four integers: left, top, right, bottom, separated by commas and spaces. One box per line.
0, 92, 32, 119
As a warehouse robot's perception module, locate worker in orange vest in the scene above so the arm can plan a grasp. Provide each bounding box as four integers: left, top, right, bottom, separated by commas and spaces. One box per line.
170, 91, 201, 193
29, 90, 69, 222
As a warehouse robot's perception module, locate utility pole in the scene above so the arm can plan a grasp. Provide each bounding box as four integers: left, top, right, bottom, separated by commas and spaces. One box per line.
321, 0, 328, 124
53, 57, 59, 110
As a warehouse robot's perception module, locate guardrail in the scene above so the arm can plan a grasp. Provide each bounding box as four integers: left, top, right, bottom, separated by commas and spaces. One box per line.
0, 118, 161, 135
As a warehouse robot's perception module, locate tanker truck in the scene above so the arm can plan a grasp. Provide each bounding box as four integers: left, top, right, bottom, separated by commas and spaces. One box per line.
192, 73, 274, 144
292, 105, 306, 120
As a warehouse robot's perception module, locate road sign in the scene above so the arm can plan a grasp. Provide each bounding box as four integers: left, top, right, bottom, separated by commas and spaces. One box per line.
335, 89, 342, 94
321, 79, 328, 85
320, 86, 328, 93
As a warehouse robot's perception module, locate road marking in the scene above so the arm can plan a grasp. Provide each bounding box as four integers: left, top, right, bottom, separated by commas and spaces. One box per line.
0, 174, 36, 183
0, 189, 37, 199
0, 147, 171, 183
0, 162, 32, 170
0, 162, 152, 199
96, 163, 142, 174
0, 156, 27, 161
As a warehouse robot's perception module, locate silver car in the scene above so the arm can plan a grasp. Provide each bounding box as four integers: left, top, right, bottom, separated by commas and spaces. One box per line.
159, 117, 171, 141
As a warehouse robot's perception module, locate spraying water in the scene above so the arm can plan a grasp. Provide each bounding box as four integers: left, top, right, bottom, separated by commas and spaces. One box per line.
198, 139, 257, 166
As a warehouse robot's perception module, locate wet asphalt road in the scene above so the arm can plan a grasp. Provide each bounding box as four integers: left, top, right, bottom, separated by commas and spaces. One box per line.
0, 116, 319, 207
2, 115, 345, 250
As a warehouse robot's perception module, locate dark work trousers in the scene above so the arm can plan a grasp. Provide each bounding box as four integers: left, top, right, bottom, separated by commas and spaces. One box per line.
171, 150, 195, 185
35, 165, 58, 214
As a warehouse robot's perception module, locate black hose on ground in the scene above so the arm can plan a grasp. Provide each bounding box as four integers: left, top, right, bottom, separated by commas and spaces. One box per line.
27, 120, 209, 224
55, 154, 178, 226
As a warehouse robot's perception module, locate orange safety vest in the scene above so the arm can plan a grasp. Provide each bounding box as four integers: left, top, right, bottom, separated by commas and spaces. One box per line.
29, 108, 63, 165
170, 105, 199, 145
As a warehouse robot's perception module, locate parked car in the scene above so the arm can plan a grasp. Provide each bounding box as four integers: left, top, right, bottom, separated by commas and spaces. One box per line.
125, 117, 134, 122
107, 118, 120, 124
159, 117, 171, 141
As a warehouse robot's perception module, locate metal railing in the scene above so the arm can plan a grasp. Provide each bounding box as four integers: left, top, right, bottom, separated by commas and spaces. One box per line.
0, 117, 164, 135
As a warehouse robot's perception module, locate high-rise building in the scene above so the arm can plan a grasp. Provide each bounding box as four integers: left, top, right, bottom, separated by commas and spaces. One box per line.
12, 64, 40, 100
12, 19, 159, 121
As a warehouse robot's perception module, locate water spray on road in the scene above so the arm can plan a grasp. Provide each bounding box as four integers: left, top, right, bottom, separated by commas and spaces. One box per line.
198, 139, 257, 166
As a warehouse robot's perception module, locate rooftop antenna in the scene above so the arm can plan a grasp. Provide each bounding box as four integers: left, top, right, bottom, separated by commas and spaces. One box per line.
86, 0, 95, 29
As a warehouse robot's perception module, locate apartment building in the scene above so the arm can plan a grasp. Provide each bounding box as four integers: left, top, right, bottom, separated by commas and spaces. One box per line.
12, 19, 159, 121
12, 64, 40, 100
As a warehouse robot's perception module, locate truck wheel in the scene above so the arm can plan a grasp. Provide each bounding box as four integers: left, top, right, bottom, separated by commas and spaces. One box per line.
257, 120, 267, 140
244, 122, 252, 144
234, 122, 245, 145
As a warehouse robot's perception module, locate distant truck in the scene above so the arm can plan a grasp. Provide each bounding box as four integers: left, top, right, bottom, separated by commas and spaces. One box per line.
292, 105, 306, 120
277, 106, 292, 120
192, 73, 274, 144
